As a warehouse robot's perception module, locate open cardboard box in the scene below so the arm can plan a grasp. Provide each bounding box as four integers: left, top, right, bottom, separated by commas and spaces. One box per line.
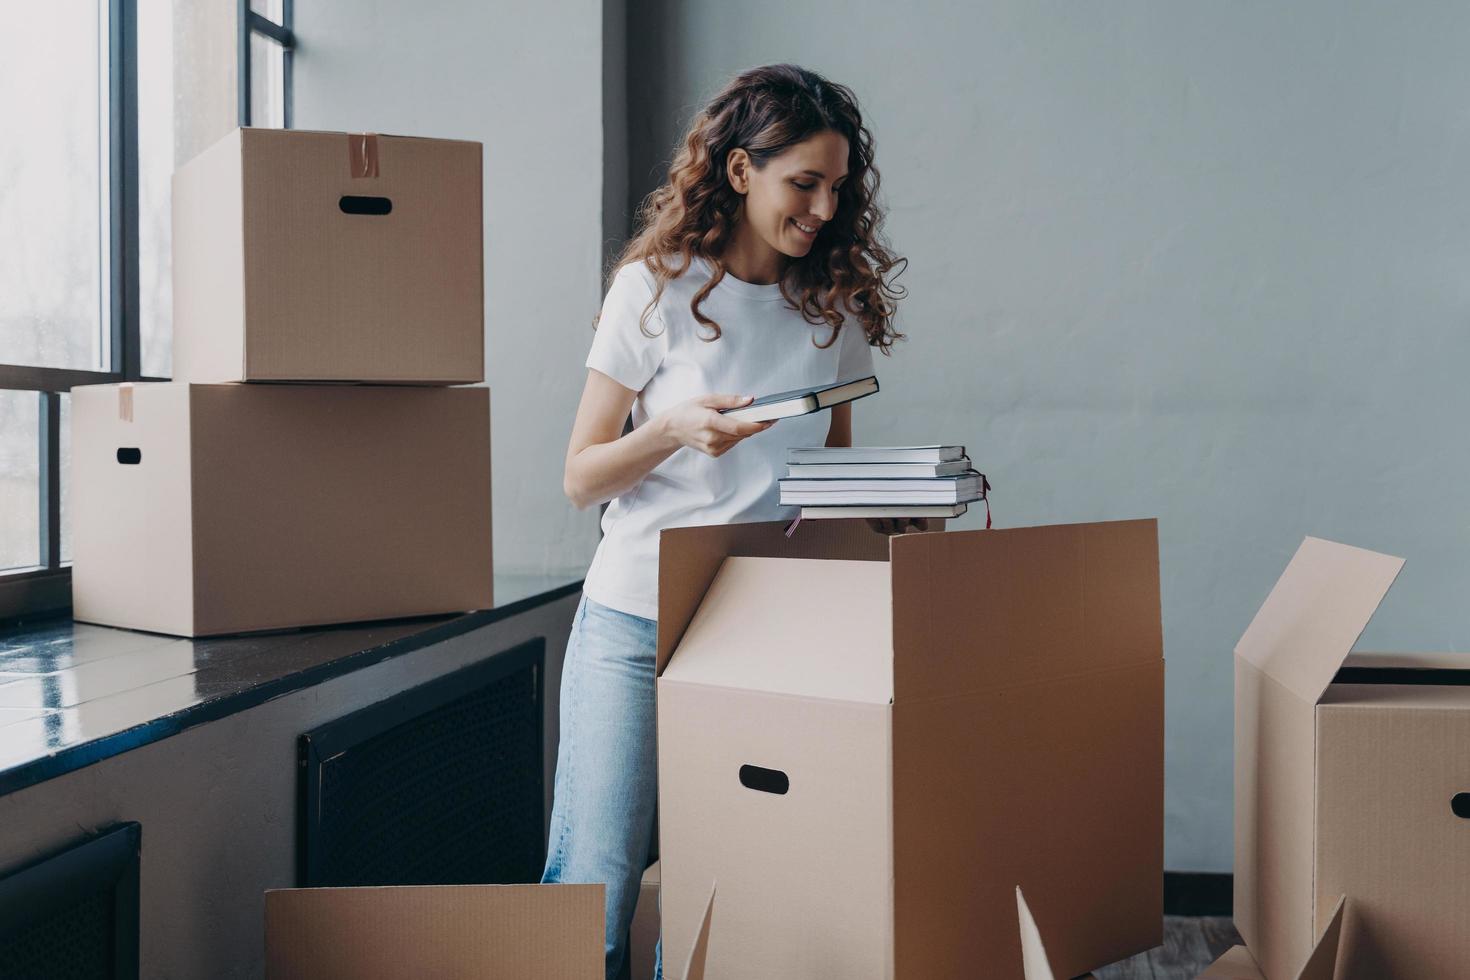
1233, 537, 1470, 979
264, 880, 714, 979
1017, 888, 1346, 980
173, 128, 484, 384
655, 518, 1165, 979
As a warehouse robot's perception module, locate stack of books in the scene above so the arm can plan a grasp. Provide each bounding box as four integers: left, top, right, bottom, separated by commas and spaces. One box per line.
779, 445, 990, 522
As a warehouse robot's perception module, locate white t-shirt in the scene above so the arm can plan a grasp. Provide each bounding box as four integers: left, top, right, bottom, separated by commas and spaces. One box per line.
581, 257, 876, 620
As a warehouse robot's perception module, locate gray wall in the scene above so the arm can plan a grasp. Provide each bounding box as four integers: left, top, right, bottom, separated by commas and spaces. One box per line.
628, 2, 1470, 872
293, 0, 613, 583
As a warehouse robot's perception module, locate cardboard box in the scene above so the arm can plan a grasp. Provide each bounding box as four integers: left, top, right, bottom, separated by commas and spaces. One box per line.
264, 883, 604, 979
72, 383, 492, 636
172, 128, 484, 384
655, 518, 1165, 979
1234, 537, 1470, 979
265, 881, 713, 980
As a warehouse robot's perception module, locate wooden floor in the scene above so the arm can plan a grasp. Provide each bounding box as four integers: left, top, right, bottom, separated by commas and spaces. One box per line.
1092, 917, 1242, 979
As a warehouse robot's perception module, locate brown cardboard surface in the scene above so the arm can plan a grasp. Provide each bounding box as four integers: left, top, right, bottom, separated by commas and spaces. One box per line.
171, 130, 246, 384
72, 384, 196, 635
889, 519, 1162, 702
1202, 896, 1345, 980
72, 383, 492, 636
1319, 680, 1470, 709
1234, 538, 1403, 706
1296, 896, 1345, 980
682, 883, 716, 980
658, 518, 1163, 978
263, 883, 602, 979
1316, 696, 1470, 978
657, 680, 894, 979
1227, 536, 1470, 979
663, 557, 894, 702
1198, 947, 1267, 980
630, 862, 660, 980
656, 518, 893, 675
894, 661, 1163, 978
1016, 887, 1098, 980
174, 128, 483, 384
1233, 658, 1319, 978
1232, 537, 1401, 979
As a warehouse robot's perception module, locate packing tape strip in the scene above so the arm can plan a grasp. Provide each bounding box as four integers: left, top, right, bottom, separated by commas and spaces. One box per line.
348, 132, 380, 179
118, 384, 134, 422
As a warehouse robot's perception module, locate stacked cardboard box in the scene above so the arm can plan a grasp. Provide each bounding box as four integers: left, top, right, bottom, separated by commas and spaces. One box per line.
72, 129, 492, 636
655, 517, 1166, 978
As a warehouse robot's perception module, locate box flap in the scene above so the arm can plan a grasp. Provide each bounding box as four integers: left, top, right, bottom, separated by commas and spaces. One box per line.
661, 557, 893, 703
1017, 886, 1056, 980
1014, 887, 1098, 980
681, 882, 715, 980
889, 520, 1162, 702
264, 883, 602, 979
1295, 895, 1345, 980
1235, 537, 1403, 705
657, 520, 892, 676
1198, 947, 1266, 980
1202, 896, 1345, 980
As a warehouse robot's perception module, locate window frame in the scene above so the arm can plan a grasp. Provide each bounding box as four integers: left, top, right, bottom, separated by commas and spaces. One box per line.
1, 0, 293, 621
240, 0, 295, 129
0, 0, 149, 620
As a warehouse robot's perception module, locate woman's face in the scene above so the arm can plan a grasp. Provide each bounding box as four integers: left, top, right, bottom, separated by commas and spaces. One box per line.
732, 129, 850, 259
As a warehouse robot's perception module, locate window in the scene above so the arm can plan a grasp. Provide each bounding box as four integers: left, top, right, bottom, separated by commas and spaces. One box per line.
243, 1, 294, 129
0, 0, 289, 620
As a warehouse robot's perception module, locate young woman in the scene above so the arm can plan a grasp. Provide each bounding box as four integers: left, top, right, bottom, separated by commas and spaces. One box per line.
542, 63, 907, 979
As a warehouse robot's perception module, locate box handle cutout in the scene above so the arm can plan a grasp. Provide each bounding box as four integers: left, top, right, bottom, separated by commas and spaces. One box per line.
339, 195, 392, 216
116, 448, 142, 465
739, 764, 789, 795
1453, 793, 1470, 818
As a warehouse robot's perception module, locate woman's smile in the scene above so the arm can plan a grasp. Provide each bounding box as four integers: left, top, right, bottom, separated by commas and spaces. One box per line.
789, 217, 820, 239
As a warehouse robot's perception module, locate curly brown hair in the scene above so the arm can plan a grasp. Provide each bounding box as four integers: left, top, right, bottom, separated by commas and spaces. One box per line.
609, 63, 906, 355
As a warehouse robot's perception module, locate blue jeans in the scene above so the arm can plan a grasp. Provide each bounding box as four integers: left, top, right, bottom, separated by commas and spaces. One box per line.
542, 594, 662, 980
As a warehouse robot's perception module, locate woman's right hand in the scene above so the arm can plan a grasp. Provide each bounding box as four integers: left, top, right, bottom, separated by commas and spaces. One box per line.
657, 394, 775, 458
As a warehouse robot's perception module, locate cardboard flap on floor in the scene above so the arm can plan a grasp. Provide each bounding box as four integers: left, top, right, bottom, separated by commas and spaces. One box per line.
263, 883, 603, 979
682, 882, 716, 980
1199, 896, 1345, 980
1235, 537, 1404, 703
1015, 886, 1097, 980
